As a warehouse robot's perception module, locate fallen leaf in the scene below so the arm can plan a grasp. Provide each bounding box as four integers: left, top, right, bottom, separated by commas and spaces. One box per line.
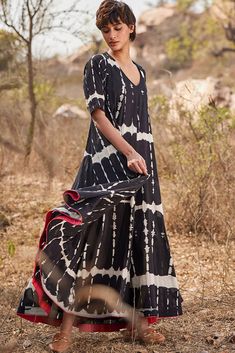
22, 339, 32, 349
228, 332, 235, 343
183, 334, 190, 341
206, 336, 215, 345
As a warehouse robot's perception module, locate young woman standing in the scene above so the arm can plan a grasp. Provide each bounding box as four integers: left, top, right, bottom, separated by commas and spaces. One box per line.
17, 1, 183, 352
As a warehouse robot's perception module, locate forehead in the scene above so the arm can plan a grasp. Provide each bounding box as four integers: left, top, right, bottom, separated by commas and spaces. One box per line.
101, 19, 125, 29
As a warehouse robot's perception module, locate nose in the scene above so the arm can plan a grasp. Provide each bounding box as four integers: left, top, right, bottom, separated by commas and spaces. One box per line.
109, 29, 116, 40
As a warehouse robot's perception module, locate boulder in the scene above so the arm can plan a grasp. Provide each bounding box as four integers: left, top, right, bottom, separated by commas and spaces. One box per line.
230, 93, 235, 112
53, 104, 88, 120
138, 4, 176, 29
168, 77, 234, 123
210, 0, 235, 22
135, 8, 196, 72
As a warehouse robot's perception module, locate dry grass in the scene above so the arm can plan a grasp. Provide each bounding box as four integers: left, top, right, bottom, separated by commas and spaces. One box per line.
0, 173, 234, 353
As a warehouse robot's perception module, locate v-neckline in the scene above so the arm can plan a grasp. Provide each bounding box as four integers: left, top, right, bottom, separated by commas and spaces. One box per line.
104, 51, 142, 87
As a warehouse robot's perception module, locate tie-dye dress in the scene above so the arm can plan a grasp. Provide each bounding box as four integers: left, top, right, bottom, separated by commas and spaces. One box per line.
17, 51, 183, 332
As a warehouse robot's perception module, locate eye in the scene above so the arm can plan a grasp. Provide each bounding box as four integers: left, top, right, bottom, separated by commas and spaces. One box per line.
102, 28, 109, 34
115, 26, 122, 31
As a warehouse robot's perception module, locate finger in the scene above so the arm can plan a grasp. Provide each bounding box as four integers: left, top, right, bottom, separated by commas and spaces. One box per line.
140, 159, 147, 169
128, 159, 146, 174
141, 158, 148, 171
137, 160, 147, 175
134, 162, 143, 174
129, 166, 139, 174
127, 162, 142, 174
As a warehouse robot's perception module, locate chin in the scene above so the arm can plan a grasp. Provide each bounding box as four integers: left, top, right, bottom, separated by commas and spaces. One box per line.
109, 47, 122, 52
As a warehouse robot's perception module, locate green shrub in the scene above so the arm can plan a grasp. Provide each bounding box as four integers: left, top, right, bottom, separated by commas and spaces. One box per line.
150, 94, 235, 242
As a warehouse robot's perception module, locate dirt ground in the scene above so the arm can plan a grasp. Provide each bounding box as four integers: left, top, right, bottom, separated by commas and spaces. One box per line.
0, 174, 234, 353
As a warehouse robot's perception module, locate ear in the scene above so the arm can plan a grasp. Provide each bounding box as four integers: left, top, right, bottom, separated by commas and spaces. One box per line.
129, 24, 134, 33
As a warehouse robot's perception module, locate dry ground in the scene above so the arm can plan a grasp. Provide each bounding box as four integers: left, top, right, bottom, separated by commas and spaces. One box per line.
0, 174, 234, 353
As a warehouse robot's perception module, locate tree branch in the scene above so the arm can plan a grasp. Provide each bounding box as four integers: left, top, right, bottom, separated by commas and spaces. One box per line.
211, 47, 235, 57
0, 0, 28, 43
32, 0, 45, 19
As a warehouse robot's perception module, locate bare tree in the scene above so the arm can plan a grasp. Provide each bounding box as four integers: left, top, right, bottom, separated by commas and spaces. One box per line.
210, 0, 235, 56
0, 0, 90, 165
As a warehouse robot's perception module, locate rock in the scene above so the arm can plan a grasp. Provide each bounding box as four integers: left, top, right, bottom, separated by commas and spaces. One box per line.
139, 4, 176, 28
22, 339, 32, 348
210, 0, 235, 23
0, 212, 10, 229
168, 77, 234, 123
53, 104, 88, 120
11, 212, 21, 220
183, 334, 190, 341
228, 332, 235, 343
230, 93, 235, 113
206, 335, 216, 345
206, 332, 224, 346
136, 24, 147, 34
66, 43, 94, 65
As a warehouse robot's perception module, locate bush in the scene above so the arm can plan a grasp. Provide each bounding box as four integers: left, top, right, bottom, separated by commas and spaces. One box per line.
150, 95, 235, 242
165, 23, 197, 70
0, 81, 88, 182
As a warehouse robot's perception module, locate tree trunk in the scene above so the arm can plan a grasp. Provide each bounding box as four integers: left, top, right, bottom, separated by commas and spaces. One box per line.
24, 41, 37, 166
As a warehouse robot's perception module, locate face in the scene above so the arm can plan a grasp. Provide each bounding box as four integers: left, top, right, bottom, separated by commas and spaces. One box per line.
101, 19, 134, 52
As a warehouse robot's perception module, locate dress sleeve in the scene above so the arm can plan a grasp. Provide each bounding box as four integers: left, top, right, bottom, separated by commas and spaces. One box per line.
83, 55, 106, 115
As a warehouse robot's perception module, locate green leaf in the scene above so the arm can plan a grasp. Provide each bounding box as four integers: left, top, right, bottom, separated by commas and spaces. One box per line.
8, 240, 16, 257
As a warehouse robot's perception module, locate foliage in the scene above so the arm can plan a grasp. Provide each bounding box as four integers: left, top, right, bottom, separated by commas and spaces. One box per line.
0, 29, 22, 71
163, 0, 235, 70
177, 0, 197, 11
150, 94, 235, 242
7, 240, 16, 257
165, 22, 200, 70
0, 0, 91, 164
34, 80, 55, 103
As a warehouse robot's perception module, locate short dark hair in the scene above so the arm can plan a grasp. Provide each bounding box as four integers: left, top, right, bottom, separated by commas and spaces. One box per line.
96, 0, 136, 41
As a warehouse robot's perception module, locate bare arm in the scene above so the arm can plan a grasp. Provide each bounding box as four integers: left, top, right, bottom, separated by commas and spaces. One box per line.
92, 108, 148, 175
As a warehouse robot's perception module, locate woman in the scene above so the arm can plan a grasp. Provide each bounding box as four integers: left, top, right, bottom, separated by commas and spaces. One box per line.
17, 1, 183, 352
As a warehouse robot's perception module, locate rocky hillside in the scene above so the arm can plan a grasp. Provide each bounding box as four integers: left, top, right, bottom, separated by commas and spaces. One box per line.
41, 2, 235, 111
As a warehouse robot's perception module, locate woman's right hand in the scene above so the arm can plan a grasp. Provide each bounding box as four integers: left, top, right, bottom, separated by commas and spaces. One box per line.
126, 150, 148, 175
90, 111, 148, 176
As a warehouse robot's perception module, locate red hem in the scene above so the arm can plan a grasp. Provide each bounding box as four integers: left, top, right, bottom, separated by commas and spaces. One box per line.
25, 189, 182, 333
17, 313, 180, 332
31, 199, 84, 315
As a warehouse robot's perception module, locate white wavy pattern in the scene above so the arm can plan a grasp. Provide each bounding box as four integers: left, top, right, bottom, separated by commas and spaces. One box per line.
86, 92, 105, 105
135, 200, 164, 215
120, 123, 153, 142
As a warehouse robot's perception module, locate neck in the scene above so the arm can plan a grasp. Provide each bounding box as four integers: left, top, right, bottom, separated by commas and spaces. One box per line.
107, 44, 132, 64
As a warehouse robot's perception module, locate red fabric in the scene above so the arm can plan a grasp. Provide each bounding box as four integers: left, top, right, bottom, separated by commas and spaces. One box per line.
17, 312, 178, 332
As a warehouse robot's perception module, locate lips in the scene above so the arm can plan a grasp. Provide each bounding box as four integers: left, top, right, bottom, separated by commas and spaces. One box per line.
109, 42, 119, 46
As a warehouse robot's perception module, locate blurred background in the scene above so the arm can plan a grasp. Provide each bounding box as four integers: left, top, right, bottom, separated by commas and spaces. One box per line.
0, 1, 234, 352
1, 0, 234, 239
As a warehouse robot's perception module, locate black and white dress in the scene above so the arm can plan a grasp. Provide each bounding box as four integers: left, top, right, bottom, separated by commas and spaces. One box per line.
17, 51, 183, 332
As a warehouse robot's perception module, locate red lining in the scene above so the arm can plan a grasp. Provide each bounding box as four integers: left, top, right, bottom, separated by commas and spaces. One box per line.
32, 277, 51, 314
31, 207, 83, 315
23, 187, 182, 333
17, 313, 178, 332
63, 189, 81, 201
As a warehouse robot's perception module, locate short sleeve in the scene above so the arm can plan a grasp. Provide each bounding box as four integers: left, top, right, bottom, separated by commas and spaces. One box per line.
83, 54, 106, 115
